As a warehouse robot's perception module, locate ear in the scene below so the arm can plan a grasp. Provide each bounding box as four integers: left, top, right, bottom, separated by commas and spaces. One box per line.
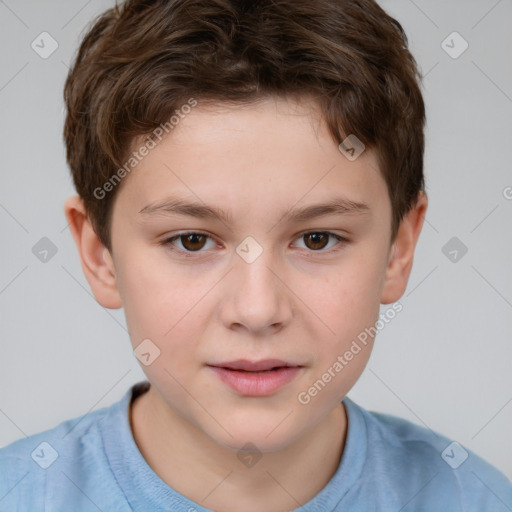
380, 192, 428, 304
64, 195, 122, 309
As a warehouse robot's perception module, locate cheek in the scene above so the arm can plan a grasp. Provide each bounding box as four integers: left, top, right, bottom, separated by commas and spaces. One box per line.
118, 262, 208, 393
296, 263, 383, 404
298, 251, 386, 345
115, 252, 205, 351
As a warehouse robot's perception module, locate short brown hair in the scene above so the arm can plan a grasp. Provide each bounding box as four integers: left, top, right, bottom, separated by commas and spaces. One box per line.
63, 0, 426, 253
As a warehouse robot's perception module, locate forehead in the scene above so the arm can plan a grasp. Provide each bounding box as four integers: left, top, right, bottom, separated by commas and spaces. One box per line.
114, 96, 388, 223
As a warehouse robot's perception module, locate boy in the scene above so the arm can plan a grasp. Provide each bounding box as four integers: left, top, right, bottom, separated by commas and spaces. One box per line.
1, 0, 511, 510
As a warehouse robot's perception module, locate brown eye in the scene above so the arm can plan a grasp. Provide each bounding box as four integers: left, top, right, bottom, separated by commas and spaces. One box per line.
179, 233, 208, 251
163, 232, 216, 254
303, 232, 330, 250
293, 231, 348, 253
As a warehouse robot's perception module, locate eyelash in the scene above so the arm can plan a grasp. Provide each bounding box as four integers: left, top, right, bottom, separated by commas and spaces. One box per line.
161, 230, 349, 258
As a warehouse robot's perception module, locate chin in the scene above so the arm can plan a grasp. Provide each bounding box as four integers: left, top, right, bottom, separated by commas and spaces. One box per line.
218, 433, 296, 455
203, 415, 304, 455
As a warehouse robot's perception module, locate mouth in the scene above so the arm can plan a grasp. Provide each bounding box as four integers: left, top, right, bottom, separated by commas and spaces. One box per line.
208, 359, 302, 372
207, 359, 304, 396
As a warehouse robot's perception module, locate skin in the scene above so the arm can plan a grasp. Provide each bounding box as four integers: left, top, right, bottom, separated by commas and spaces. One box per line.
64, 95, 427, 512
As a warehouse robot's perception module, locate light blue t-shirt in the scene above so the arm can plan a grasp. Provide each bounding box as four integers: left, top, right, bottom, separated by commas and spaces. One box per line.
1, 380, 511, 511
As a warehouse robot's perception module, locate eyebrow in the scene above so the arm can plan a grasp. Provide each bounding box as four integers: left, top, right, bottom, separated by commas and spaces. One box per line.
138, 195, 370, 224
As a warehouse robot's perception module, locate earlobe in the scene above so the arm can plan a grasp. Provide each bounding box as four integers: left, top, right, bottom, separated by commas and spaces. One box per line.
380, 192, 428, 304
63, 195, 123, 309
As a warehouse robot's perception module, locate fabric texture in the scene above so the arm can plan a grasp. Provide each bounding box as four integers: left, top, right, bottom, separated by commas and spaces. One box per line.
1, 380, 511, 511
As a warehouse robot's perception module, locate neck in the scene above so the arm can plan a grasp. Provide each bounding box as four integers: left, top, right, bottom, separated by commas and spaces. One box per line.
130, 385, 347, 512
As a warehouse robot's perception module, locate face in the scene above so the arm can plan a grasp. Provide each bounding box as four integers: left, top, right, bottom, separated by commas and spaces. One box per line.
105, 96, 395, 452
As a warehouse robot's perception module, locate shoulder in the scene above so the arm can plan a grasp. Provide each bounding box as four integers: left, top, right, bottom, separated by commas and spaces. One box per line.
0, 399, 118, 511
344, 398, 512, 511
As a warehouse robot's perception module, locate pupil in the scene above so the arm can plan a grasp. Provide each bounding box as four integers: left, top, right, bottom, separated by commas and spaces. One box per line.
183, 234, 206, 251
306, 233, 328, 250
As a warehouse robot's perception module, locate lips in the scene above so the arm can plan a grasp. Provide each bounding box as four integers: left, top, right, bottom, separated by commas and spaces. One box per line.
208, 361, 304, 396
209, 359, 300, 372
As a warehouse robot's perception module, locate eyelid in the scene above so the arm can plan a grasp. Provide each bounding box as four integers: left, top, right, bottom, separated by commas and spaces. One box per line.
291, 230, 349, 252
162, 230, 219, 255
294, 228, 349, 241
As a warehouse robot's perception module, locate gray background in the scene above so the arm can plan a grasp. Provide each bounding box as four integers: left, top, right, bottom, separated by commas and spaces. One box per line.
1, 0, 511, 480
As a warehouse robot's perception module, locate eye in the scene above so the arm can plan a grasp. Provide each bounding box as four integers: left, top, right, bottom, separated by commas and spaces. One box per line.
292, 231, 348, 252
163, 231, 217, 254
161, 230, 349, 257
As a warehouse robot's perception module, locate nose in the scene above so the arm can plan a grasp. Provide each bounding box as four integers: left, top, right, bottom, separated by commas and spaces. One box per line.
219, 245, 293, 335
